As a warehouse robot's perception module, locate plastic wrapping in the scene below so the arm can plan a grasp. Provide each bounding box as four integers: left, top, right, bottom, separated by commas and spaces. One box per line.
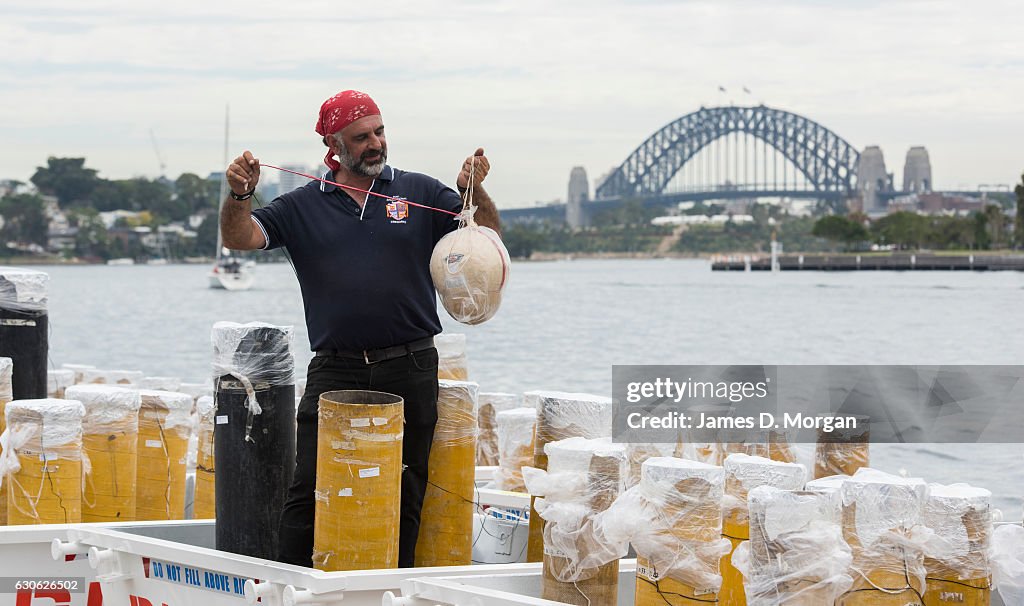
992, 524, 1024, 606
66, 385, 141, 435
625, 443, 677, 490
527, 391, 614, 562
178, 381, 213, 402
60, 363, 95, 385
0, 357, 12, 402
429, 206, 511, 325
0, 267, 48, 312
687, 421, 798, 466
135, 389, 193, 521
921, 483, 992, 602
476, 391, 520, 466
65, 384, 141, 522
140, 376, 183, 391
804, 474, 849, 515
211, 321, 294, 443
722, 453, 806, 528
522, 389, 544, 410
47, 369, 74, 398
678, 404, 733, 463
193, 395, 216, 519
732, 486, 853, 605
600, 457, 731, 603
814, 414, 869, 479
435, 333, 468, 380
138, 390, 193, 437
215, 359, 295, 559
81, 369, 144, 385
522, 436, 626, 605
0, 357, 10, 524
721, 453, 806, 605
313, 390, 404, 571
838, 467, 929, 603
534, 391, 614, 446
493, 407, 536, 492
0, 270, 48, 400
416, 379, 479, 566
0, 398, 85, 524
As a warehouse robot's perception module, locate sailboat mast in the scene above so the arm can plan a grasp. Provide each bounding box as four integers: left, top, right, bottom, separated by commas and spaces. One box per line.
216, 104, 230, 257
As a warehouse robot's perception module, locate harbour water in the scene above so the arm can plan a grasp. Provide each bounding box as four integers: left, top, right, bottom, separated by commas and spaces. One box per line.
39, 259, 1024, 515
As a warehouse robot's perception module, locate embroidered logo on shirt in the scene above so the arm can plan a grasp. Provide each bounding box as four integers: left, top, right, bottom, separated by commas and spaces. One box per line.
386, 199, 409, 223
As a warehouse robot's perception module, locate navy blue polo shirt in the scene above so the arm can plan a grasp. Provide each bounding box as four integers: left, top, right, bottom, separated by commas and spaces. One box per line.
251, 165, 463, 351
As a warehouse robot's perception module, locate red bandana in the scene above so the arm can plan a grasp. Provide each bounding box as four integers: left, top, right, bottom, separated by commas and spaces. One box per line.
314, 90, 381, 171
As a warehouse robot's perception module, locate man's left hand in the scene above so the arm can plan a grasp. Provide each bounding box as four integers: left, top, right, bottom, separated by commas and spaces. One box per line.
457, 148, 490, 190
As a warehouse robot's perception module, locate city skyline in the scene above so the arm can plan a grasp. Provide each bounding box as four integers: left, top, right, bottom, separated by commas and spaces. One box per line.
2, 0, 1021, 209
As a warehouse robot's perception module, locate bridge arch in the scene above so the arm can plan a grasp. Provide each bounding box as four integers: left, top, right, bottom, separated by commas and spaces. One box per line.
594, 105, 860, 199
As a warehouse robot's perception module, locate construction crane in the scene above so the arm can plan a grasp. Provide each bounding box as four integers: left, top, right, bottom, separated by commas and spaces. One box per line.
149, 129, 167, 178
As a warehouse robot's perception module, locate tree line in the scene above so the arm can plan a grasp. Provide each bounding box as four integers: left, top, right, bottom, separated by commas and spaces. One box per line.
1, 157, 224, 260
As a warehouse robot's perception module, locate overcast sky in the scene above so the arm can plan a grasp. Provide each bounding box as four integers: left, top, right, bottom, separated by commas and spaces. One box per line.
2, 0, 1021, 208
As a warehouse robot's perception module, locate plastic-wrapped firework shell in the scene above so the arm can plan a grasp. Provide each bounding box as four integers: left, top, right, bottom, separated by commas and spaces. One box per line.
313, 390, 403, 571
527, 391, 614, 562
736, 486, 853, 605
720, 453, 806, 606
66, 384, 141, 522
680, 404, 734, 464
476, 391, 519, 466
178, 381, 213, 404
815, 414, 869, 479
804, 474, 849, 516
493, 406, 536, 492
836, 467, 928, 606
140, 376, 183, 392
1, 398, 85, 524
47, 370, 74, 399
430, 223, 510, 325
0, 268, 48, 400
991, 524, 1024, 605
435, 333, 468, 380
211, 321, 296, 560
81, 369, 144, 386
922, 483, 992, 605
625, 443, 677, 490
0, 357, 11, 524
416, 380, 479, 566
626, 457, 731, 606
135, 389, 193, 521
718, 425, 798, 465
61, 364, 95, 385
193, 395, 216, 520
532, 437, 626, 606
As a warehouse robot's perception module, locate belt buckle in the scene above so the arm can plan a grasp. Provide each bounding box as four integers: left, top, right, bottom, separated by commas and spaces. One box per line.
363, 349, 371, 365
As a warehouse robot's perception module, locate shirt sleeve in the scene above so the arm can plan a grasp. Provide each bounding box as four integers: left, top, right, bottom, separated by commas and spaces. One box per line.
431, 181, 465, 245
251, 195, 293, 250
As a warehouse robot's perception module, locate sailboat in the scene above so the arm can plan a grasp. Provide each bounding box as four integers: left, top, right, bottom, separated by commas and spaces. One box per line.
209, 105, 255, 291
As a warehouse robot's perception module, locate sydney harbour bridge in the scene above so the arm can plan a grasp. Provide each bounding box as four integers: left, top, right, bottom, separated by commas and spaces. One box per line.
500, 105, 982, 225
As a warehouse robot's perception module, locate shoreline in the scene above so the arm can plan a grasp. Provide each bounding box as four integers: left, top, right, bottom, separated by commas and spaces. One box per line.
522, 250, 1024, 262
7, 250, 1024, 265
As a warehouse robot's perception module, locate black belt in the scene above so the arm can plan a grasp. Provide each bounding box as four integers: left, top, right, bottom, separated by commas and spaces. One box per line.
315, 336, 435, 364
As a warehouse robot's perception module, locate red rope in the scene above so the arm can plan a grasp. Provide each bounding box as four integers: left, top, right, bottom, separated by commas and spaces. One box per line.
259, 163, 461, 217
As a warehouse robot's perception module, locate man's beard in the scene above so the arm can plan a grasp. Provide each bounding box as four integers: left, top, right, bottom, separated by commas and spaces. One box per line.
338, 142, 387, 177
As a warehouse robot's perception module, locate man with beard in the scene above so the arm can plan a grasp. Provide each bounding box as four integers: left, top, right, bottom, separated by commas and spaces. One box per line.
221, 89, 499, 568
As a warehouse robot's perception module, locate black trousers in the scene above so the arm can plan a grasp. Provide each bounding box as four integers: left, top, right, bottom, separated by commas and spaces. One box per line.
277, 347, 439, 568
